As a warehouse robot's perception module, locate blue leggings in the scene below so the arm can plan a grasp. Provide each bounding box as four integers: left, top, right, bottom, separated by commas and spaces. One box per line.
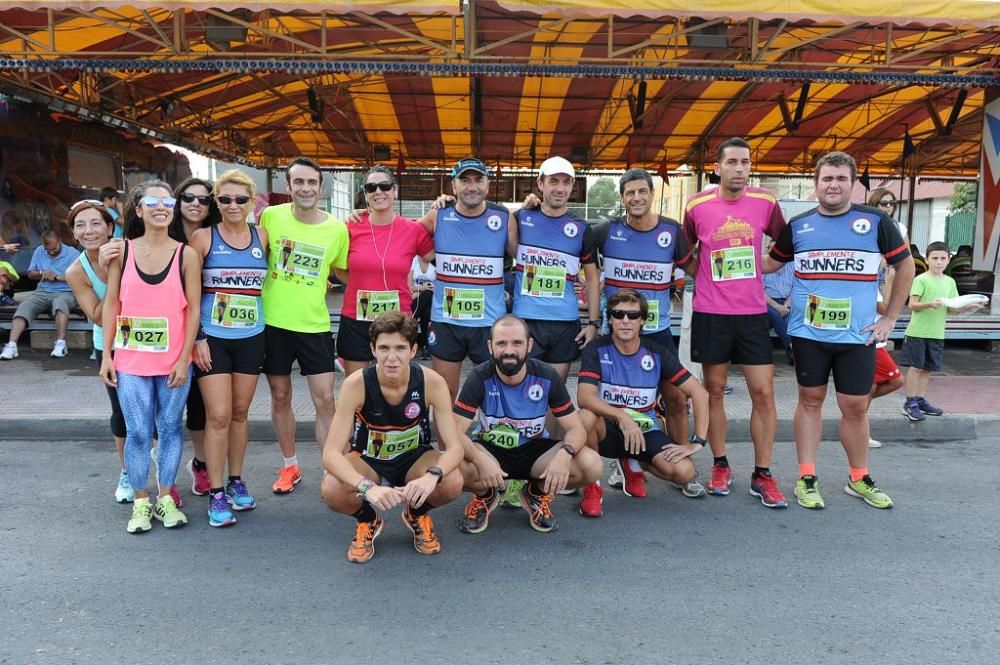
118, 371, 192, 492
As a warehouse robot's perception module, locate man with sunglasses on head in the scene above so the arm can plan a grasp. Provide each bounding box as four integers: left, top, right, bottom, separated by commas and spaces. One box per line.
259, 156, 349, 495
1, 229, 80, 360
592, 168, 699, 498
575, 289, 710, 517
676, 137, 788, 508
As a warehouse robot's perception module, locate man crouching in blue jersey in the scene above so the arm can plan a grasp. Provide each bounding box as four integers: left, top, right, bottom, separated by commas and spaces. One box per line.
454, 314, 602, 534
575, 289, 711, 517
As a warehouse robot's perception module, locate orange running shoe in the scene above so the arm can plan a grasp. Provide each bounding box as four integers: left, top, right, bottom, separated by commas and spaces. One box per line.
347, 516, 384, 563
272, 465, 302, 494
402, 507, 442, 555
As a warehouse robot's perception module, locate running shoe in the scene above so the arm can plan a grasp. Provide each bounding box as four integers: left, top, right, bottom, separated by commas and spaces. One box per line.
126, 500, 153, 534
557, 487, 580, 496
902, 399, 926, 422
50, 339, 68, 357
499, 479, 525, 509
459, 487, 500, 534
169, 485, 183, 509
669, 477, 708, 498
607, 460, 624, 489
617, 457, 647, 498
915, 397, 944, 416
868, 438, 883, 449
187, 458, 211, 496
347, 516, 384, 563
845, 475, 893, 509
794, 475, 825, 509
749, 472, 788, 509
208, 491, 237, 527
519, 482, 557, 533
272, 465, 302, 494
401, 507, 441, 555
115, 470, 134, 503
226, 479, 256, 511
153, 494, 188, 528
707, 464, 733, 496
0, 341, 17, 360
0, 294, 14, 306
579, 482, 603, 517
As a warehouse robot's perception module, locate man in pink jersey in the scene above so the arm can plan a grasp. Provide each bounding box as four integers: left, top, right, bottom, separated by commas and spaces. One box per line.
676, 137, 787, 508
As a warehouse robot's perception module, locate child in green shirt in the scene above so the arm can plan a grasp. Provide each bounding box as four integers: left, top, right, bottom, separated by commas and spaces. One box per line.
899, 241, 986, 421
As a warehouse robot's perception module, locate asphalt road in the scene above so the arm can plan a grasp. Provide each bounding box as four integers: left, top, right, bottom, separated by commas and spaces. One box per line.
2, 436, 998, 665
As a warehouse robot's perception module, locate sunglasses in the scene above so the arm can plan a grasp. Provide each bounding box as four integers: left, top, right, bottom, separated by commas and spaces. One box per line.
140, 195, 177, 209
609, 309, 643, 320
878, 200, 896, 208
179, 192, 212, 205
363, 182, 394, 193
216, 195, 251, 205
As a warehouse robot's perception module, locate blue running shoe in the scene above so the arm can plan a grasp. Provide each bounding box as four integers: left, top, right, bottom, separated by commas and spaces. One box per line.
208, 492, 236, 527
226, 479, 257, 511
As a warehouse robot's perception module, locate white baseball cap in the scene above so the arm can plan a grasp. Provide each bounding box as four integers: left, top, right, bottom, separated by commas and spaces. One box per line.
538, 156, 575, 178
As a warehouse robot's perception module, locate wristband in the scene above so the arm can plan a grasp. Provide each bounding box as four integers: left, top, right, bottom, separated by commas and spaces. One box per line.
560, 443, 578, 457
689, 434, 707, 447
355, 477, 374, 498
426, 466, 444, 484
587, 319, 602, 328
195, 326, 208, 342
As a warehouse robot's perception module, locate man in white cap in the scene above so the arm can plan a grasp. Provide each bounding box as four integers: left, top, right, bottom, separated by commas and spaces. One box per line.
511, 156, 601, 381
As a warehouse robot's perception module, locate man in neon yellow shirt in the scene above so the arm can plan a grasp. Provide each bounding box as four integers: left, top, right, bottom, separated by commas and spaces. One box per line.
261, 156, 349, 494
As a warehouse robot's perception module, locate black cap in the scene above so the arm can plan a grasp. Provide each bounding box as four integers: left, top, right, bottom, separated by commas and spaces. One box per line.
451, 157, 490, 178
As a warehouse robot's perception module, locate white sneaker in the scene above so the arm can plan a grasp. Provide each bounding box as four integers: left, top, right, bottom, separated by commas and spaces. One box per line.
868, 438, 883, 448
0, 341, 17, 360
607, 460, 624, 489
50, 339, 68, 357
115, 470, 135, 503
669, 478, 708, 498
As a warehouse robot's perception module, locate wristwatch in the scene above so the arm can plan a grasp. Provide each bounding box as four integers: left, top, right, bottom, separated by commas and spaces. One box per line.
689, 434, 707, 447
426, 466, 444, 484
355, 477, 374, 498
587, 319, 602, 329
560, 444, 578, 457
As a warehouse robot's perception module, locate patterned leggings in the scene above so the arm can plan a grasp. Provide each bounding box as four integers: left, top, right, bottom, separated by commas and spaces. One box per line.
117, 372, 192, 492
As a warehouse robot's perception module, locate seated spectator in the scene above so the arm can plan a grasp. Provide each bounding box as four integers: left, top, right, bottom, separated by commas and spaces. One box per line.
0, 229, 80, 360
0, 258, 18, 305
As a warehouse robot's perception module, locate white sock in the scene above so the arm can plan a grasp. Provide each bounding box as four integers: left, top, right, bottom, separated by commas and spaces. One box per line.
625, 458, 643, 473
283, 456, 298, 468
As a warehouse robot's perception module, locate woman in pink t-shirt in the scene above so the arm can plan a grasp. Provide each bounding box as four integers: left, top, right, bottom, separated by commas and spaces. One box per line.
336, 166, 434, 375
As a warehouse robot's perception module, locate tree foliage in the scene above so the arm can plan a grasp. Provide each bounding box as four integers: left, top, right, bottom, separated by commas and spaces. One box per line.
587, 178, 623, 221
949, 182, 977, 215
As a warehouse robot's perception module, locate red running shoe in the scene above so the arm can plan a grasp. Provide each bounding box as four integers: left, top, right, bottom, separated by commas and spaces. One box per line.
579, 482, 603, 517
707, 464, 733, 496
618, 458, 647, 498
749, 472, 788, 509
187, 458, 211, 496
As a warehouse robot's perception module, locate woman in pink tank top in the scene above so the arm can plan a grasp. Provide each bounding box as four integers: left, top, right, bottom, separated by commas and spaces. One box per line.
99, 180, 203, 534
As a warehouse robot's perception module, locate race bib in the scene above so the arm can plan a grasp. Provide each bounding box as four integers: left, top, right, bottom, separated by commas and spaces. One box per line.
443, 287, 485, 321
625, 408, 656, 433
357, 290, 400, 321
710, 246, 756, 281
365, 427, 420, 460
114, 316, 168, 353
211, 293, 259, 329
481, 424, 520, 449
521, 265, 565, 298
805, 295, 851, 330
643, 300, 659, 332
278, 238, 325, 279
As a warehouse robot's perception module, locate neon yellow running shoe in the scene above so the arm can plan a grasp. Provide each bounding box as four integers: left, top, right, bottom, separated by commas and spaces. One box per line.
794, 475, 825, 509
153, 495, 189, 528
127, 499, 153, 534
845, 475, 893, 509
499, 479, 525, 509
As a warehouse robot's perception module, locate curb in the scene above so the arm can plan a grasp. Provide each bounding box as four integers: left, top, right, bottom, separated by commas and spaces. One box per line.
5, 415, 996, 443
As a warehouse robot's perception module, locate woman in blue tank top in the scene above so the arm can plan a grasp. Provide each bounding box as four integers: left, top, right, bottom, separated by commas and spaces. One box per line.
189, 169, 269, 528
65, 200, 134, 504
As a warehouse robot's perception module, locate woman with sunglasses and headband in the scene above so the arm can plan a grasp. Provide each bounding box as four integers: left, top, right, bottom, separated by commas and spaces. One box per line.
100, 180, 202, 534
65, 200, 135, 502
336, 165, 434, 375
189, 170, 268, 527
167, 178, 221, 498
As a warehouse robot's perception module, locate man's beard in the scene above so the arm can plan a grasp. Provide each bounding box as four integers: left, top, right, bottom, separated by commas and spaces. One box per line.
494, 353, 526, 377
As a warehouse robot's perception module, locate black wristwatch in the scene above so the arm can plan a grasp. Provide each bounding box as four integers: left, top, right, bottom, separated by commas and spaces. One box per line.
689, 434, 707, 448
587, 319, 602, 329
426, 466, 444, 484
